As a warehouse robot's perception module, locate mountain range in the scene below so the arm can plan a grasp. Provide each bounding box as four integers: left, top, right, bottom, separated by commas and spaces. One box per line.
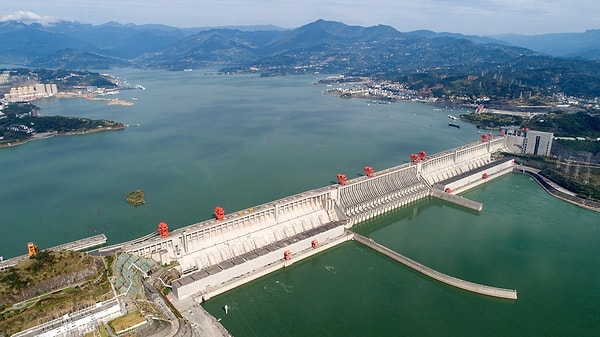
1, 18, 600, 102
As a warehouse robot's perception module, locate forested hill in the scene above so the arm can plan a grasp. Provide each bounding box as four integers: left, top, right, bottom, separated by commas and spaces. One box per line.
1, 19, 600, 104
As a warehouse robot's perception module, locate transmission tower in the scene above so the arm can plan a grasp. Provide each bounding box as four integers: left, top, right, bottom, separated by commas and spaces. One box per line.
584, 153, 592, 184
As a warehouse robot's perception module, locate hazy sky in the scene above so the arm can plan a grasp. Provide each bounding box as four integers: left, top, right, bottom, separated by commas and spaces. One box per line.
1, 0, 599, 35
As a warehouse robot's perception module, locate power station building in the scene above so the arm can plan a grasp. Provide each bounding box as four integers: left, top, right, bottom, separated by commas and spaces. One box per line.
523, 130, 554, 156
503, 128, 554, 157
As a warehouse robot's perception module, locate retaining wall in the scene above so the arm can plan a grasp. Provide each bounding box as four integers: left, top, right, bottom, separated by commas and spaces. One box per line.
434, 157, 515, 195
353, 234, 517, 300
430, 189, 483, 212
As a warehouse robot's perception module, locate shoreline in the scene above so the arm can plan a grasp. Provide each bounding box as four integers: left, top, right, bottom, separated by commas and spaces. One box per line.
1, 93, 131, 148
514, 165, 600, 212
59, 92, 135, 106
0, 125, 126, 148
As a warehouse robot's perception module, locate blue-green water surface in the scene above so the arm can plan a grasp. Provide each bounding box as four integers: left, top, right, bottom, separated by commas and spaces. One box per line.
1, 69, 598, 336
204, 174, 600, 337
0, 69, 476, 257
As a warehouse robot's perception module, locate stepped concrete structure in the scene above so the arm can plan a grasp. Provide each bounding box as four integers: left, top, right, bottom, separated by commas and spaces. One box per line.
120, 136, 516, 301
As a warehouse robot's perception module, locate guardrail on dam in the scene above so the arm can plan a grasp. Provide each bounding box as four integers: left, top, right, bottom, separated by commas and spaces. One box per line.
120, 136, 513, 301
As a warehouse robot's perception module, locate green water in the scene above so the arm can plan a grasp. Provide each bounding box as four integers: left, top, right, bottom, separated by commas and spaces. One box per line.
1, 69, 598, 336
0, 69, 476, 257
203, 174, 600, 336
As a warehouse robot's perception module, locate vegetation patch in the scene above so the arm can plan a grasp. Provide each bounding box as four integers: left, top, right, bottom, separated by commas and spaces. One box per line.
126, 189, 146, 206
109, 311, 146, 334
527, 111, 600, 138
0, 252, 113, 336
555, 139, 600, 154
460, 112, 524, 129
0, 102, 125, 146
460, 110, 600, 140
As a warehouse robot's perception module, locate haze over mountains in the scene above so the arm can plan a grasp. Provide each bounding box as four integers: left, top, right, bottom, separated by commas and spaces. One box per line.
1, 17, 600, 101
1, 17, 598, 66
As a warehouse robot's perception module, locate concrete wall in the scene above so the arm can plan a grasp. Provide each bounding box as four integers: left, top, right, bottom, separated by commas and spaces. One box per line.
431, 189, 483, 212
173, 225, 348, 300
126, 188, 337, 264
438, 158, 515, 195
13, 299, 123, 337
420, 138, 506, 185
354, 234, 517, 300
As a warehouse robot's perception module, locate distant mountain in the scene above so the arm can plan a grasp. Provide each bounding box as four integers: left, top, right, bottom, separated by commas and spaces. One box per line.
226, 20, 540, 76
138, 29, 285, 70
405, 30, 507, 45
201, 24, 288, 32
30, 21, 186, 59
0, 21, 99, 64
492, 30, 600, 60
260, 19, 404, 55
1, 18, 600, 101
30, 48, 132, 70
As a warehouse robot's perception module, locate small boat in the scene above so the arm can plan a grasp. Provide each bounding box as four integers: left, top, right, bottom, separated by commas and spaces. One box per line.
448, 122, 460, 128
448, 114, 458, 120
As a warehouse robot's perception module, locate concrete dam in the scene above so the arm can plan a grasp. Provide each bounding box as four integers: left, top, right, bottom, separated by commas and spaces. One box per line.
118, 136, 516, 301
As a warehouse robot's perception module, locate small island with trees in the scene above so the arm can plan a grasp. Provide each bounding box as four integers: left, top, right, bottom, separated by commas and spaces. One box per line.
126, 190, 146, 206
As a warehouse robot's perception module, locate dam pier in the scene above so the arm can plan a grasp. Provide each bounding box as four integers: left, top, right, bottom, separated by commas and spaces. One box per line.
117, 136, 517, 301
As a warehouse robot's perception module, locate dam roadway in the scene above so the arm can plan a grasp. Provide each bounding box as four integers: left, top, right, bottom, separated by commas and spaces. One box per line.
119, 136, 518, 302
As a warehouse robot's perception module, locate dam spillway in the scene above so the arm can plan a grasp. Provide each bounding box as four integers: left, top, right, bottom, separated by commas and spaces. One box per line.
120, 136, 516, 301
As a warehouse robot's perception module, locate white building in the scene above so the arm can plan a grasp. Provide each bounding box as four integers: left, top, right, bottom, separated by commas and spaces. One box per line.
3, 83, 58, 102
523, 130, 554, 156
0, 72, 9, 84
503, 128, 554, 156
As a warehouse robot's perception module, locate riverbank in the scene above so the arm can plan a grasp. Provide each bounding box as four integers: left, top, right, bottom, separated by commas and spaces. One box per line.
514, 165, 600, 212
57, 92, 135, 106
0, 125, 126, 148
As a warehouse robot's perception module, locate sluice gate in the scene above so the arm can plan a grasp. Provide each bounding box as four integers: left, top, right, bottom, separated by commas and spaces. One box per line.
337, 164, 431, 226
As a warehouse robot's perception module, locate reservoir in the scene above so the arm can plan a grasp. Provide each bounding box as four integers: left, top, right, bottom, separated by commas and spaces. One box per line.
1, 69, 598, 336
